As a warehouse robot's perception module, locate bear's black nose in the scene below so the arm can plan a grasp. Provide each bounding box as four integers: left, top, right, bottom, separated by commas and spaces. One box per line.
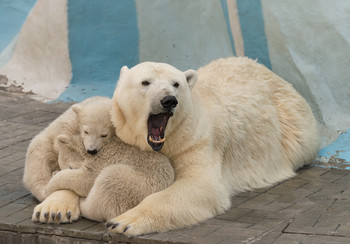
161, 95, 178, 109
87, 149, 98, 155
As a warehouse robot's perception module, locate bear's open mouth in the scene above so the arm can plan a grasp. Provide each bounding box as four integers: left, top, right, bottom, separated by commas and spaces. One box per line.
147, 112, 173, 151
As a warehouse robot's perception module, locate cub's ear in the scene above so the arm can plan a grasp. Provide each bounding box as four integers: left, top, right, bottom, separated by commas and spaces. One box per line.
184, 70, 198, 89
72, 104, 82, 117
57, 134, 70, 144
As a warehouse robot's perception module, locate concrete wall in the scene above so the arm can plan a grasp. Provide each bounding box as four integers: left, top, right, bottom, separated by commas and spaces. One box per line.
0, 0, 349, 164
0, 0, 71, 100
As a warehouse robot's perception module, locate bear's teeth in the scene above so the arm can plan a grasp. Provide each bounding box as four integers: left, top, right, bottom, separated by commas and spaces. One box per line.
149, 136, 165, 143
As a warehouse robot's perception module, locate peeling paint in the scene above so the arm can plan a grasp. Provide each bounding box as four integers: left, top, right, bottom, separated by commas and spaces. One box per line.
315, 130, 350, 170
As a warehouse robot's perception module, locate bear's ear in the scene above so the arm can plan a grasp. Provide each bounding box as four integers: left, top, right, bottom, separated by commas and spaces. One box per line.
119, 65, 129, 79
72, 104, 82, 117
184, 70, 198, 89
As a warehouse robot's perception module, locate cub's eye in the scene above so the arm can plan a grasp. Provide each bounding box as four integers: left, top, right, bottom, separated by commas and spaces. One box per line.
173, 82, 179, 88
84, 131, 88, 134
101, 134, 108, 138
141, 80, 150, 86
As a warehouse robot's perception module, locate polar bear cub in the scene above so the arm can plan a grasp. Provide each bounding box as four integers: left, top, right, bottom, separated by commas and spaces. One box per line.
24, 96, 112, 202
39, 101, 174, 222
52, 98, 114, 171
44, 133, 174, 222
53, 134, 84, 172
72, 100, 115, 156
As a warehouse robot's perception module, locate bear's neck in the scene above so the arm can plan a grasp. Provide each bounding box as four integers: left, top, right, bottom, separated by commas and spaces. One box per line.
111, 101, 149, 151
162, 94, 206, 159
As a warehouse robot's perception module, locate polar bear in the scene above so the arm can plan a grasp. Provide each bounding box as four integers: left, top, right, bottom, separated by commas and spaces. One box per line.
108, 57, 320, 236
38, 132, 174, 223
24, 96, 112, 203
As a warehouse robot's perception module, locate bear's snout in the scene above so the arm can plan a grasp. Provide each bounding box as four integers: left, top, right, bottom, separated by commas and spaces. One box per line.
161, 96, 178, 109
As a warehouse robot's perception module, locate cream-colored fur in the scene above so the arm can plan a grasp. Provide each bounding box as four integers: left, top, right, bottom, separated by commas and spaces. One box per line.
32, 190, 81, 223
24, 96, 111, 202
72, 99, 115, 155
109, 57, 320, 236
45, 133, 174, 222
53, 134, 85, 172
28, 96, 174, 224
25, 96, 117, 223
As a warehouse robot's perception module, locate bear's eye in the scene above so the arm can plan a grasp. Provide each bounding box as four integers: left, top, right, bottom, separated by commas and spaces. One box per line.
173, 82, 179, 88
84, 130, 88, 134
141, 80, 150, 86
101, 134, 108, 138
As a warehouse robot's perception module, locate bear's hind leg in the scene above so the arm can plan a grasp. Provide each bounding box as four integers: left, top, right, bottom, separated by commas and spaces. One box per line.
80, 164, 152, 222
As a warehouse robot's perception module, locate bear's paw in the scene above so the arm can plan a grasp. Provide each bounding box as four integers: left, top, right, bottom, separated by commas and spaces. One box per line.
32, 190, 80, 224
106, 207, 156, 236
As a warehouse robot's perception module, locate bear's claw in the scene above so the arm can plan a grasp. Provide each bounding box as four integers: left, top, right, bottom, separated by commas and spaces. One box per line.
32, 209, 77, 223
123, 226, 130, 233
57, 212, 61, 221
106, 222, 119, 230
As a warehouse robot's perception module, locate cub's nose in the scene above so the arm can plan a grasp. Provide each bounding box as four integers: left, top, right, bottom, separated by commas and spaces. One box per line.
161, 95, 178, 109
87, 149, 98, 155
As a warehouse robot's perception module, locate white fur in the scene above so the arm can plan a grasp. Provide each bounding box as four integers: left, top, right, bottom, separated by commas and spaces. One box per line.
45, 133, 174, 222
110, 57, 320, 236
72, 101, 114, 154
25, 96, 111, 223
27, 96, 174, 224
23, 96, 110, 202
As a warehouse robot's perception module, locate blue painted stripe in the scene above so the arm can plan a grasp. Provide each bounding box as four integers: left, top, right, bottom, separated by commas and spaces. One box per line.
236, 0, 271, 69
317, 130, 350, 169
220, 0, 236, 56
0, 0, 36, 52
57, 0, 139, 102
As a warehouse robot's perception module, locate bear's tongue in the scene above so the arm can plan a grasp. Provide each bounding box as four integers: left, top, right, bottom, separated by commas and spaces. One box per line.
147, 112, 172, 151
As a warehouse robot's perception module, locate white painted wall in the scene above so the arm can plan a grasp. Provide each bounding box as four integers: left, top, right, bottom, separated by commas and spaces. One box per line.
262, 0, 350, 145
0, 0, 71, 101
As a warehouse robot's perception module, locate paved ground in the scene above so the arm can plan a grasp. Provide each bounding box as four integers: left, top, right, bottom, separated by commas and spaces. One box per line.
0, 90, 350, 244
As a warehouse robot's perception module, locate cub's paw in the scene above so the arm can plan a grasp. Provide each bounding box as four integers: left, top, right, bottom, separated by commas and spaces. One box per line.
32, 190, 80, 224
106, 208, 155, 236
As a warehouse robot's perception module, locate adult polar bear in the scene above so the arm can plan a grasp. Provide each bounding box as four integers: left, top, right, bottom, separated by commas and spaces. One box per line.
108, 57, 319, 236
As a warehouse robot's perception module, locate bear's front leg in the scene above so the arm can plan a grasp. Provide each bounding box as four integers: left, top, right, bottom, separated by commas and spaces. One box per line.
23, 135, 59, 202
32, 190, 80, 223
107, 166, 231, 236
45, 168, 92, 197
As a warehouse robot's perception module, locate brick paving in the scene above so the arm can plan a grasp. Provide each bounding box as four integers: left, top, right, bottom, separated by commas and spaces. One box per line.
0, 90, 350, 243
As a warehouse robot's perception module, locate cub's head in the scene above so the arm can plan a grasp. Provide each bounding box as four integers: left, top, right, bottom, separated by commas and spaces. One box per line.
72, 98, 114, 155
111, 62, 197, 152
54, 134, 85, 170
